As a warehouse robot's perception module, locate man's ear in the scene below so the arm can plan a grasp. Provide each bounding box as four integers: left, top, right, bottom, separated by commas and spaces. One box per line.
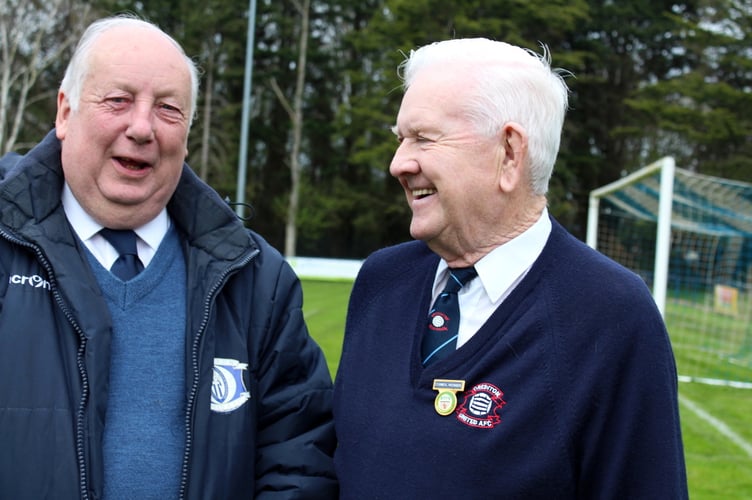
55, 91, 70, 140
497, 122, 528, 193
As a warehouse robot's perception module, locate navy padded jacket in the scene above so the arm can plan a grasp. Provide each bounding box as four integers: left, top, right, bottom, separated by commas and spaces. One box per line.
0, 130, 337, 499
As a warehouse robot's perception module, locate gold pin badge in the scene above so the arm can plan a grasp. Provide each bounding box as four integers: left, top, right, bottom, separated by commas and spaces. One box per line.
432, 379, 465, 416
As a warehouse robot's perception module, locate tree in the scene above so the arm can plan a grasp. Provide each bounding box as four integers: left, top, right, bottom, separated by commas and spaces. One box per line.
324, 0, 590, 251
4, 0, 750, 259
561, 0, 705, 235
270, 0, 310, 257
626, 0, 752, 181
0, 0, 90, 154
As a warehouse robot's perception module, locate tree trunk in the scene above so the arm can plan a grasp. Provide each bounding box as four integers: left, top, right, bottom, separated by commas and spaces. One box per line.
199, 48, 215, 182
0, 0, 87, 154
282, 0, 310, 257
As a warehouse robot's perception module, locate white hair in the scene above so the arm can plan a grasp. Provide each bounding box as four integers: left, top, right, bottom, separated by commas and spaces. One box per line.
59, 14, 200, 124
398, 38, 570, 195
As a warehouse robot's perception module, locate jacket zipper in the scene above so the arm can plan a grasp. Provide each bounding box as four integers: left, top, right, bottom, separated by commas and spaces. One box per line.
177, 247, 260, 499
0, 229, 92, 500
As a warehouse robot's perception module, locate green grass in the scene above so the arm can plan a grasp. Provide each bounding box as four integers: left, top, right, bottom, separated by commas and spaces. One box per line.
302, 278, 353, 377
679, 383, 752, 499
301, 278, 752, 499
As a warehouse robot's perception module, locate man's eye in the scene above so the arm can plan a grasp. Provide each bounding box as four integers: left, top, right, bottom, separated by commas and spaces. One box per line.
157, 103, 186, 122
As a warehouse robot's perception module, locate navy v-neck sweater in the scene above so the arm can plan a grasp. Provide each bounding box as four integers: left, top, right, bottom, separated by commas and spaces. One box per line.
334, 217, 687, 499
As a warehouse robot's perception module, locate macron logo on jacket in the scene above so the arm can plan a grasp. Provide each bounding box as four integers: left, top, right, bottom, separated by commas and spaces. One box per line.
8, 274, 51, 290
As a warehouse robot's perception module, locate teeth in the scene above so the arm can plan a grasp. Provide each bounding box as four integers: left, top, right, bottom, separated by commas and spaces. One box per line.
119, 158, 147, 169
412, 188, 436, 198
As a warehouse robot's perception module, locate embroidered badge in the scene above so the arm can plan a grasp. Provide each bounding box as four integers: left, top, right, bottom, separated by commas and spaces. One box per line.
211, 358, 251, 413
456, 382, 506, 429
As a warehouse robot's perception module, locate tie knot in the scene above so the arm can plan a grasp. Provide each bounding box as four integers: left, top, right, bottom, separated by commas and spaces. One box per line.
99, 228, 139, 257
443, 266, 478, 293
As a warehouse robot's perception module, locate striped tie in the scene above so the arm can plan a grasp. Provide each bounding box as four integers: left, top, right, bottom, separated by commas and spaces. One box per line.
421, 266, 478, 366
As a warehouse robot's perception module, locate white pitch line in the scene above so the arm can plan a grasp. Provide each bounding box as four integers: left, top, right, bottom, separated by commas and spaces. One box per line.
679, 393, 752, 458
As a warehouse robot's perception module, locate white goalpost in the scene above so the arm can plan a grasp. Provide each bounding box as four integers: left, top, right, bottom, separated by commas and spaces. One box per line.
587, 157, 675, 316
586, 157, 752, 388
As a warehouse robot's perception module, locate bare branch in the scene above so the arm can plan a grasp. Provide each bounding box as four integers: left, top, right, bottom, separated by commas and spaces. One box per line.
0, 0, 91, 153
269, 77, 295, 121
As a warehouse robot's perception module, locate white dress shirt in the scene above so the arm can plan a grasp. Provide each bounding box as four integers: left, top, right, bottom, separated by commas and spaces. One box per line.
61, 183, 170, 270
430, 208, 552, 348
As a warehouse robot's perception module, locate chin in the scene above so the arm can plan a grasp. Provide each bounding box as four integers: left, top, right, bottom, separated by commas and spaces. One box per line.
408, 224, 433, 242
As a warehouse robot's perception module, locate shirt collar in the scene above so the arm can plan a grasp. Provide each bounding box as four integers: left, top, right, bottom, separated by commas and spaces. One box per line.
435, 207, 552, 303
61, 182, 169, 251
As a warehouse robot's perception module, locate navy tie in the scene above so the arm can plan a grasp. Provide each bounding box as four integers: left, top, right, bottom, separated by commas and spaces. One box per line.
99, 228, 144, 281
421, 266, 478, 366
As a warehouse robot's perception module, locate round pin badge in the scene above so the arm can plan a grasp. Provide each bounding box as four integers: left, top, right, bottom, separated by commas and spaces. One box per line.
434, 390, 458, 416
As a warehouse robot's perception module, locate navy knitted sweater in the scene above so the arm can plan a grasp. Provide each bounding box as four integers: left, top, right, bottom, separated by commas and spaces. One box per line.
333, 217, 688, 499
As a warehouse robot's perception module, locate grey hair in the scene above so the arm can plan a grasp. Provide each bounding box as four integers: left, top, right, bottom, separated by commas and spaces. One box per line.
59, 14, 200, 124
398, 38, 570, 195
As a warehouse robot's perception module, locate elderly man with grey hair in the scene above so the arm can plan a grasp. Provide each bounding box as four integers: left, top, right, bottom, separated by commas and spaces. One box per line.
0, 14, 336, 499
333, 38, 687, 499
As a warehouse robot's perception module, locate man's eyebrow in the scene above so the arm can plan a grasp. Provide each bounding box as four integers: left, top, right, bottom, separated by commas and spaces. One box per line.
392, 123, 424, 137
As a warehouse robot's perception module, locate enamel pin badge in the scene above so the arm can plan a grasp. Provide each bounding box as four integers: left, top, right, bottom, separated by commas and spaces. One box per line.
432, 379, 465, 416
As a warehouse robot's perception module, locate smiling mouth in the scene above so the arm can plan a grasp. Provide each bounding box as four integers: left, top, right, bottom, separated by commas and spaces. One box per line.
116, 157, 150, 170
412, 188, 437, 199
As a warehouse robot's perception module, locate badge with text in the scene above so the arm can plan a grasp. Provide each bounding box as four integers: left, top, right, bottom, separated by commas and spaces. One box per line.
432, 379, 465, 416
456, 382, 506, 429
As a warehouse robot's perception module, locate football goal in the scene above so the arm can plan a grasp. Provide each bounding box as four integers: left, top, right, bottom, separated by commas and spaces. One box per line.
587, 157, 752, 388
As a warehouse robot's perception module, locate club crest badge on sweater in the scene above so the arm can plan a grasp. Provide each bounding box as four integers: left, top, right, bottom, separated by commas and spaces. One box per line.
455, 382, 506, 429
211, 358, 251, 413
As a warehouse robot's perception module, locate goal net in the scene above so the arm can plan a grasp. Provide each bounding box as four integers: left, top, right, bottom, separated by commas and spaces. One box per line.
587, 157, 752, 388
